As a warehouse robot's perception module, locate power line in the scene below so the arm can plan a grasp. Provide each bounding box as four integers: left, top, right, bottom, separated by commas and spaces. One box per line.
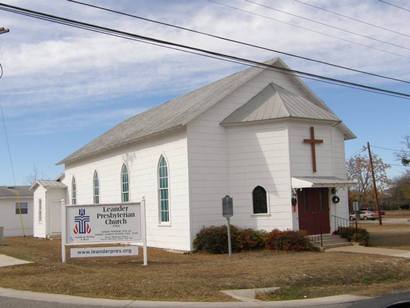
372, 145, 402, 152
246, 0, 410, 53
2, 3, 410, 101
65, 0, 410, 85
208, 0, 410, 60
379, 0, 410, 13
292, 0, 410, 39
350, 147, 367, 157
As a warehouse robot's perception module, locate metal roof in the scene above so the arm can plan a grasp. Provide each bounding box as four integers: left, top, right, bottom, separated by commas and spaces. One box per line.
292, 176, 356, 188
30, 180, 67, 191
0, 186, 32, 199
221, 83, 340, 125
58, 59, 275, 165
59, 57, 355, 165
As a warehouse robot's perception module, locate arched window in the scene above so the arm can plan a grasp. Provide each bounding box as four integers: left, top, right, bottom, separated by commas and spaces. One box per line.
93, 170, 99, 204
252, 186, 268, 214
121, 164, 129, 203
158, 155, 169, 223
71, 176, 77, 205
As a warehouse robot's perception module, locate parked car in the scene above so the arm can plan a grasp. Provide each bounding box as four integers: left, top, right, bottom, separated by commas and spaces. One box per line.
361, 208, 385, 216
350, 210, 379, 221
359, 210, 379, 220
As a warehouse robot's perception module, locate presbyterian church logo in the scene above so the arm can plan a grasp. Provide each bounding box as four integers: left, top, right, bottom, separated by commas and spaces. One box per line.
73, 208, 91, 234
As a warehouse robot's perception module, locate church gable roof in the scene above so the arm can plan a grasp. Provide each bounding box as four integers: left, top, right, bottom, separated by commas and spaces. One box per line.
221, 83, 340, 125
58, 59, 277, 165
59, 57, 355, 165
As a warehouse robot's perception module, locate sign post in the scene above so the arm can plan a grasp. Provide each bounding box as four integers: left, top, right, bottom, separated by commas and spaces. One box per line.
142, 196, 147, 266
61, 199, 66, 263
61, 200, 147, 265
222, 195, 233, 256
353, 201, 359, 233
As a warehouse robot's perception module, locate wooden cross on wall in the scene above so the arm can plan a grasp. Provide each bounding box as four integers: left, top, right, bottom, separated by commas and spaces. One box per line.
303, 127, 323, 173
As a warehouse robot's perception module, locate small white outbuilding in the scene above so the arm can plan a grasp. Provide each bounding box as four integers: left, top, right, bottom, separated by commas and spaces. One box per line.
0, 186, 33, 237
31, 180, 67, 238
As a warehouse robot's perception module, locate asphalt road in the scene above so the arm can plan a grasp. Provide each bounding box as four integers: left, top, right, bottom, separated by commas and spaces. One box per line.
1, 291, 410, 308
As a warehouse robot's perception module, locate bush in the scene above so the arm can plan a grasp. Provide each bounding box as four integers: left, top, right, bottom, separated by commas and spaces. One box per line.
194, 226, 318, 253
239, 228, 267, 251
265, 229, 317, 252
193, 225, 242, 254
193, 226, 268, 253
334, 227, 370, 246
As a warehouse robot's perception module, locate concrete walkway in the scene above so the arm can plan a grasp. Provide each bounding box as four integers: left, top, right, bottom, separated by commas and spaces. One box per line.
327, 245, 410, 259
0, 287, 370, 307
0, 254, 31, 267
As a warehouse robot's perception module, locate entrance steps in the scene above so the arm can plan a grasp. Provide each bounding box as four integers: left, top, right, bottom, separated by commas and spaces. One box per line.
307, 234, 352, 250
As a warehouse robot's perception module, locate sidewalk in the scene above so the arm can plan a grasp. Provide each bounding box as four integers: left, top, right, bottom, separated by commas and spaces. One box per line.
327, 245, 410, 259
0, 254, 31, 267
0, 287, 370, 307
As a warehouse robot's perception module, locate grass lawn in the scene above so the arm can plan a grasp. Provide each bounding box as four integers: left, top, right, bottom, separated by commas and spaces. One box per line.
385, 210, 410, 218
2, 237, 410, 301
359, 223, 410, 250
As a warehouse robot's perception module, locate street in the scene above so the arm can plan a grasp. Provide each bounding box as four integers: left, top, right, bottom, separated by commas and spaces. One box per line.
1, 291, 410, 308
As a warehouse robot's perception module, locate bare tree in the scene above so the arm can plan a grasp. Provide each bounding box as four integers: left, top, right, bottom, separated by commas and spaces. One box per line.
346, 149, 391, 205
25, 165, 42, 185
397, 136, 410, 166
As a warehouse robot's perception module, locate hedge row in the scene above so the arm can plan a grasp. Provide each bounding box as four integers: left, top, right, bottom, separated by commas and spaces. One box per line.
334, 226, 370, 246
193, 225, 317, 254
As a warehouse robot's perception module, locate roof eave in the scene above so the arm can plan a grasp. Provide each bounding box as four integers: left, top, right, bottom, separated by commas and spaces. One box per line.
220, 116, 340, 127
58, 124, 186, 166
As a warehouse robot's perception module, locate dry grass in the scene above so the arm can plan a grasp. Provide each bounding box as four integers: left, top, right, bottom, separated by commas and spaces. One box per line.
385, 210, 410, 218
359, 223, 410, 250
2, 237, 410, 301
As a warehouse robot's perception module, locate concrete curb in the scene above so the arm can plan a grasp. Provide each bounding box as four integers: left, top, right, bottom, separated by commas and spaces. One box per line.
0, 287, 371, 307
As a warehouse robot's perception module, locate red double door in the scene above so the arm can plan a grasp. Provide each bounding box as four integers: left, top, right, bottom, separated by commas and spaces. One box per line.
297, 188, 330, 235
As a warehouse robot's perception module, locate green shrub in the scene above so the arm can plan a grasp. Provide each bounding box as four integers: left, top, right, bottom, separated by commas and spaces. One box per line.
265, 229, 317, 252
193, 226, 268, 253
239, 228, 267, 251
334, 227, 370, 246
194, 226, 318, 253
193, 225, 242, 254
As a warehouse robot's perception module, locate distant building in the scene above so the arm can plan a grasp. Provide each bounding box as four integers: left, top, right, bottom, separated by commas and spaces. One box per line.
31, 179, 66, 238
0, 186, 33, 237
41, 57, 355, 250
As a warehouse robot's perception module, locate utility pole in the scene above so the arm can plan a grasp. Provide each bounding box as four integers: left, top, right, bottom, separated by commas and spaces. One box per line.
367, 142, 383, 225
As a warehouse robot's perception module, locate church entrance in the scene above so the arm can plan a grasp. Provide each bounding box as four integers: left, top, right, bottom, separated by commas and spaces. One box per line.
297, 188, 330, 235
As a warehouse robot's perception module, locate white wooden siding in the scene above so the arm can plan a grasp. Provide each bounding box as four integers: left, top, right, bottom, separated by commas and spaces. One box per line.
33, 186, 47, 238
63, 129, 191, 251
288, 122, 350, 230
0, 198, 33, 237
188, 69, 297, 239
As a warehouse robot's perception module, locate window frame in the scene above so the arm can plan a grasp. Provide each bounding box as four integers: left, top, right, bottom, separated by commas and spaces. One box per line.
71, 176, 77, 205
38, 198, 43, 223
15, 202, 28, 215
252, 185, 270, 215
121, 163, 129, 203
93, 170, 100, 204
157, 154, 170, 225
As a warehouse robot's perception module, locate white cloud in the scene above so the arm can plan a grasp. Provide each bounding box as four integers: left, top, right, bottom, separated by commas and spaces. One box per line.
0, 0, 409, 131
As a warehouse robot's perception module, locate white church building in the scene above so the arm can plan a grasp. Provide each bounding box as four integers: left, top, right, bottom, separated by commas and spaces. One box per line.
34, 58, 355, 251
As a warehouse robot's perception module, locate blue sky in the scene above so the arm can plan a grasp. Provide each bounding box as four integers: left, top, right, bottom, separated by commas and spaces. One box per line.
0, 0, 409, 185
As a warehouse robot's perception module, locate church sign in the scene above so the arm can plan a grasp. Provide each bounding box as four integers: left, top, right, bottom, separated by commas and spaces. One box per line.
70, 246, 138, 258
61, 201, 147, 265
66, 204, 141, 244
